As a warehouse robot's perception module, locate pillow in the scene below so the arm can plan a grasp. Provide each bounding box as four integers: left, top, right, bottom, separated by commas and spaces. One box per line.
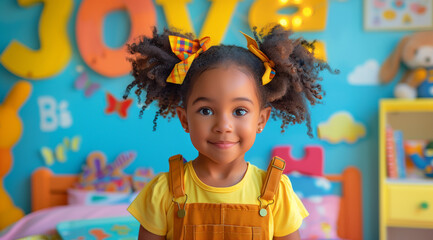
67, 189, 138, 205
299, 195, 341, 240
287, 173, 341, 198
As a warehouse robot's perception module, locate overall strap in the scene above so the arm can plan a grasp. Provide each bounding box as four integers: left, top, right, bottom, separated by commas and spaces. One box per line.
168, 154, 185, 199
260, 156, 286, 201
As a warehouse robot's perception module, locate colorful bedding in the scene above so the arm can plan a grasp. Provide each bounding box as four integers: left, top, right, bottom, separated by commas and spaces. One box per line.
287, 173, 342, 240
0, 205, 131, 240
3, 171, 350, 240
57, 216, 138, 240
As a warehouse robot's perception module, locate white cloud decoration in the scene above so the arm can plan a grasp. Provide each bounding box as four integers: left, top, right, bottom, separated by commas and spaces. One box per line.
348, 59, 380, 85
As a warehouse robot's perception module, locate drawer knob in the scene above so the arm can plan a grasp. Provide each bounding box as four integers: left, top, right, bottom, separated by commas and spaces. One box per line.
420, 202, 429, 209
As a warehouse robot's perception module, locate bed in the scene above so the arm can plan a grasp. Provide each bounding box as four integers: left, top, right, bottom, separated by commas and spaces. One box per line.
1, 165, 362, 240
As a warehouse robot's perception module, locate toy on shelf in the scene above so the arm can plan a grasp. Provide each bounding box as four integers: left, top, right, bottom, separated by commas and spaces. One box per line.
0, 81, 31, 229
408, 141, 433, 178
379, 31, 433, 99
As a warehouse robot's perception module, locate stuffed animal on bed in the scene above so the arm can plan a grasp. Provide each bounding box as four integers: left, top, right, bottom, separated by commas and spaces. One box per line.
76, 151, 136, 192
379, 31, 433, 99
0, 81, 32, 229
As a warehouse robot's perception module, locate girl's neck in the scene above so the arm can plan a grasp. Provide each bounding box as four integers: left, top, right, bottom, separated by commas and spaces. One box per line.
192, 154, 248, 188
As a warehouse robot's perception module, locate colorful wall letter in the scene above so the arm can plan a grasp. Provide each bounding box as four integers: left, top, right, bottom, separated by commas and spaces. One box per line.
76, 0, 156, 77
0, 0, 73, 79
156, 0, 241, 44
249, 0, 328, 31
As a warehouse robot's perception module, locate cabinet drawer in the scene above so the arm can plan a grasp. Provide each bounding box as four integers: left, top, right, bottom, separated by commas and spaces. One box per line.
387, 184, 433, 223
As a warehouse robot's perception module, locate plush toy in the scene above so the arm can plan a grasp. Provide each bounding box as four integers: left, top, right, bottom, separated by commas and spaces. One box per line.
379, 31, 433, 99
0, 81, 32, 229
76, 151, 136, 192
408, 141, 433, 178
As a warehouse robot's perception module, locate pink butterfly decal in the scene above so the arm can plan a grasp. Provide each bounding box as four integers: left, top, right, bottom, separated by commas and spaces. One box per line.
105, 92, 133, 118
75, 72, 100, 97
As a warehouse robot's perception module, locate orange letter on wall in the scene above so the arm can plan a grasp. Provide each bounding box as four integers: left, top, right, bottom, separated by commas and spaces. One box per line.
0, 0, 73, 80
76, 0, 156, 77
156, 0, 240, 44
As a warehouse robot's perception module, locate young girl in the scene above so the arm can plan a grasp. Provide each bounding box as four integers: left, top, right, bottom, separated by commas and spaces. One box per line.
125, 25, 331, 240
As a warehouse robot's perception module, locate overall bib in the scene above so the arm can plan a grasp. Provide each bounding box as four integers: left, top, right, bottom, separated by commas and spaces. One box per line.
168, 154, 286, 240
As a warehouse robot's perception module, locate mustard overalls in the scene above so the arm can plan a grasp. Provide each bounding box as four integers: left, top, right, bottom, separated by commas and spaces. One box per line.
168, 154, 286, 240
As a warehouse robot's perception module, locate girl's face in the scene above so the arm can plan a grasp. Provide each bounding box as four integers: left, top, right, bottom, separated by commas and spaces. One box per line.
176, 65, 271, 165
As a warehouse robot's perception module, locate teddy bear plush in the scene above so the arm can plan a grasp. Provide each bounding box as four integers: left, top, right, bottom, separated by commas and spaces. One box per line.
379, 31, 433, 99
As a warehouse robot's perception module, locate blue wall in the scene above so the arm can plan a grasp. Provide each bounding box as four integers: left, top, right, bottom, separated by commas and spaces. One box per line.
0, 0, 416, 239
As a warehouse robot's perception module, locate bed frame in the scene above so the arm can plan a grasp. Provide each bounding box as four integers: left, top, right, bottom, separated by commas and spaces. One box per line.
32, 166, 362, 240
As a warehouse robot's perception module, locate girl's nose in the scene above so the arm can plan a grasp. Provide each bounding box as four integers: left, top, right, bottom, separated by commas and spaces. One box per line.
213, 113, 233, 133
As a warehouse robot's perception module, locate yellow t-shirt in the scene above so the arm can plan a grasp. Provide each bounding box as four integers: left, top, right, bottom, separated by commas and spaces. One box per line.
128, 161, 308, 239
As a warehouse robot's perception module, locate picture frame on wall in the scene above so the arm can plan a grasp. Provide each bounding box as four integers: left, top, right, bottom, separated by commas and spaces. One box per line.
364, 0, 433, 30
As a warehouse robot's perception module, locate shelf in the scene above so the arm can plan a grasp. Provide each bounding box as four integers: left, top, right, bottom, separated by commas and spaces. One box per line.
379, 99, 433, 240
387, 111, 433, 140
386, 178, 433, 185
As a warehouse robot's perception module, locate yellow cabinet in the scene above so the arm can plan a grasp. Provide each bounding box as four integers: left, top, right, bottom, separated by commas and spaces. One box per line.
379, 99, 433, 240
387, 184, 433, 225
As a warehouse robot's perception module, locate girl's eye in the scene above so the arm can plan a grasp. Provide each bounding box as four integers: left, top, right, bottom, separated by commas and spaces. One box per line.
234, 108, 248, 117
198, 108, 213, 116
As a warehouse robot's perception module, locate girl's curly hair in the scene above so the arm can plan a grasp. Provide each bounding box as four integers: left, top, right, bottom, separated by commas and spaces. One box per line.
124, 25, 336, 137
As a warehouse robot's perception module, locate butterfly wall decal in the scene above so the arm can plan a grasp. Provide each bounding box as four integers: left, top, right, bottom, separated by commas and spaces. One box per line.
41, 136, 81, 166
105, 92, 133, 119
75, 72, 100, 97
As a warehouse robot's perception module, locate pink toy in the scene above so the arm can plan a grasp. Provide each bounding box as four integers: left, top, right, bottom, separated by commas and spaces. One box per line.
271, 145, 324, 176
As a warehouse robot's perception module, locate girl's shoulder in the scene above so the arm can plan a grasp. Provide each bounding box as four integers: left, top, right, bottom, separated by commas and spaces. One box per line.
247, 162, 267, 178
144, 161, 190, 192
247, 162, 292, 186
146, 171, 170, 192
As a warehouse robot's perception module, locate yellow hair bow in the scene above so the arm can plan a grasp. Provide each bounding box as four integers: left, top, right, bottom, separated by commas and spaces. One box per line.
241, 32, 276, 85
166, 35, 211, 84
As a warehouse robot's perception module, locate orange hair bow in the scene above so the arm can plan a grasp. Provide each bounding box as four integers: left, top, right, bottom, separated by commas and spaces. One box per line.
166, 35, 211, 84
241, 32, 276, 85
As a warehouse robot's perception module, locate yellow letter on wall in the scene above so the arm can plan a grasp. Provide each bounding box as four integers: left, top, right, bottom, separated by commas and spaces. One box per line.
0, 0, 73, 80
199, 0, 239, 45
309, 41, 327, 61
156, 0, 194, 34
156, 0, 241, 44
249, 0, 327, 32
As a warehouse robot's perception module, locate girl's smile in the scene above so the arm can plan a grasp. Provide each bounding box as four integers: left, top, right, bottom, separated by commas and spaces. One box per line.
208, 140, 239, 150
